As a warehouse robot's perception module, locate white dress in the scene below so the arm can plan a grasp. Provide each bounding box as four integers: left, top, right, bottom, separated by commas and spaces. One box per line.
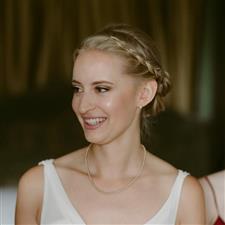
39, 159, 189, 225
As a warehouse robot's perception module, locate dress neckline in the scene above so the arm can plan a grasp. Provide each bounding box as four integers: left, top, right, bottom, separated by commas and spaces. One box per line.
48, 159, 182, 225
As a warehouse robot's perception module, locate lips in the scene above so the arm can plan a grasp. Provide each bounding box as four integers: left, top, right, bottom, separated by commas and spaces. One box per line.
82, 117, 107, 130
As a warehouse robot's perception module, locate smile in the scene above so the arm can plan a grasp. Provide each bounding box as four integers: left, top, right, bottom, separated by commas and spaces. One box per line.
83, 117, 107, 129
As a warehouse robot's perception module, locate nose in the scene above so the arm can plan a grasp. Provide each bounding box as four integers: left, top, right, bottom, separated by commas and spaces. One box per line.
78, 92, 95, 114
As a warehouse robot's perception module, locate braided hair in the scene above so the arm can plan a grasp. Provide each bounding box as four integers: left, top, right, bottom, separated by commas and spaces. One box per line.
73, 24, 171, 138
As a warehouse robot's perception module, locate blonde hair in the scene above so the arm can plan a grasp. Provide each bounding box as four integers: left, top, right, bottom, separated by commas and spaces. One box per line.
73, 24, 171, 136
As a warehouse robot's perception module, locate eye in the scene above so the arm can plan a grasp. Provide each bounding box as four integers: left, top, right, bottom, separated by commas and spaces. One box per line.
95, 86, 110, 93
72, 85, 82, 94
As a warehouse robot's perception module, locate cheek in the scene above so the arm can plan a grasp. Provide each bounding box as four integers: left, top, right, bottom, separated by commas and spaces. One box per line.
71, 96, 79, 114
104, 91, 137, 116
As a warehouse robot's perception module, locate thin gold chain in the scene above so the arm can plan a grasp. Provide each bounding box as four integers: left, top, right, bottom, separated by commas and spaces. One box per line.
85, 144, 147, 194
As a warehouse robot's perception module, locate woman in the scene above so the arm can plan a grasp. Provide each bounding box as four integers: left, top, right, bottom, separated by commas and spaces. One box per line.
15, 24, 205, 224
199, 170, 225, 225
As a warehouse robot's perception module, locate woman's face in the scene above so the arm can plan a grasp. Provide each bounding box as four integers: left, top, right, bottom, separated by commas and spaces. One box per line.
72, 49, 142, 144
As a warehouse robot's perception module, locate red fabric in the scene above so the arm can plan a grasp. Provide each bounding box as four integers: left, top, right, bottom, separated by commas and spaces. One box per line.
214, 217, 225, 225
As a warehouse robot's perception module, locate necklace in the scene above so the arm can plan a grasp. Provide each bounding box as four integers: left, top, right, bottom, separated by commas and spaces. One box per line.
85, 144, 147, 194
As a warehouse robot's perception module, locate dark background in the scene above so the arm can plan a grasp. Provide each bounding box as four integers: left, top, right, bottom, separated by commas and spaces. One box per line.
0, 0, 224, 185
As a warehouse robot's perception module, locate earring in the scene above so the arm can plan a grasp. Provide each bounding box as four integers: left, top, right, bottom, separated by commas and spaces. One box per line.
138, 106, 142, 109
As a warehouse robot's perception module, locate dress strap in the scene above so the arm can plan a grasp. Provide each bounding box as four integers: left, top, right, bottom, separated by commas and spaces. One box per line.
37, 159, 86, 224
204, 176, 219, 213
149, 170, 189, 224
38, 159, 62, 187
38, 159, 54, 166
170, 170, 189, 213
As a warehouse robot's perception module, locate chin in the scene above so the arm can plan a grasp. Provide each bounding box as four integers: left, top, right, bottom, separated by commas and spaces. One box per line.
84, 133, 108, 145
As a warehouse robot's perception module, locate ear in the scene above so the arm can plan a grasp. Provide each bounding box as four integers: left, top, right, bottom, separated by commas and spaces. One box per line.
137, 80, 157, 108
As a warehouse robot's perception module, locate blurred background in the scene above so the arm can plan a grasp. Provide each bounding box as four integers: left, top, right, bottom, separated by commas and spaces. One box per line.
0, 0, 225, 222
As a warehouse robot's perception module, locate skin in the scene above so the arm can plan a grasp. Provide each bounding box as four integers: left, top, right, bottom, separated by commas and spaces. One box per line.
199, 170, 225, 224
15, 49, 205, 225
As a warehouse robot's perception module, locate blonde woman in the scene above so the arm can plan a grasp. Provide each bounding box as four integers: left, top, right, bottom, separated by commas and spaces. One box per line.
15, 24, 205, 225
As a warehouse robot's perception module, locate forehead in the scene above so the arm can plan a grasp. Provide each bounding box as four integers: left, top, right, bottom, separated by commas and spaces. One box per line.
73, 49, 129, 82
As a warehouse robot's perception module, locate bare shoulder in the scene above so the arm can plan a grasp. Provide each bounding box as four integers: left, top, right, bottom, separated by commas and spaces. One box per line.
198, 175, 210, 197
199, 175, 206, 185
208, 169, 225, 185
145, 150, 177, 176
144, 151, 180, 195
181, 175, 204, 200
208, 169, 225, 178
145, 151, 205, 224
15, 146, 87, 224
15, 165, 44, 224
54, 146, 88, 173
199, 169, 225, 196
17, 164, 44, 204
178, 175, 205, 224
18, 164, 44, 186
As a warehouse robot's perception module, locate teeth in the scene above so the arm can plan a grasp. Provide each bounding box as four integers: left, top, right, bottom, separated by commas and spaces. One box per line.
84, 118, 106, 126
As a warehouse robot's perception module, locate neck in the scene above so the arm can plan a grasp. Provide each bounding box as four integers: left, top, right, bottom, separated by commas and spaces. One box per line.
87, 137, 144, 179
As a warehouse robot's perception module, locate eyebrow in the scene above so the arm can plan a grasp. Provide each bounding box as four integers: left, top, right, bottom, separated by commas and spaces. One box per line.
72, 80, 114, 85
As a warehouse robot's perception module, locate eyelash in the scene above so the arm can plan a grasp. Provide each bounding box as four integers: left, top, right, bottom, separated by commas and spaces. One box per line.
72, 86, 82, 93
72, 86, 111, 94
95, 86, 110, 93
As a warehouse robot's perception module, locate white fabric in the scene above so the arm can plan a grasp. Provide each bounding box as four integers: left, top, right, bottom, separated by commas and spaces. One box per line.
39, 159, 189, 225
1, 186, 17, 225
